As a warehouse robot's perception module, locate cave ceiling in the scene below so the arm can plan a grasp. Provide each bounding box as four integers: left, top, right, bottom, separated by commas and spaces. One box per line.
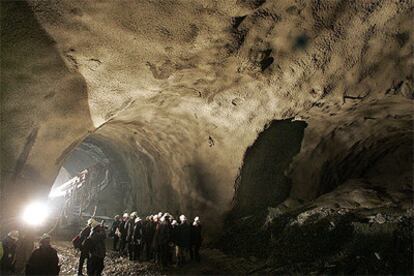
1, 0, 413, 224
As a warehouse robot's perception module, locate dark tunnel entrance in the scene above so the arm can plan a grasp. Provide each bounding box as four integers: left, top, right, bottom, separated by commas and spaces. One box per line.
47, 136, 131, 230
232, 119, 307, 217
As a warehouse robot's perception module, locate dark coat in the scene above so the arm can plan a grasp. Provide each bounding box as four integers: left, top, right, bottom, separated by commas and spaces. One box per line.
176, 222, 191, 249
25, 245, 60, 275
118, 220, 128, 241
110, 220, 121, 237
125, 219, 135, 242
191, 224, 202, 246
170, 225, 178, 244
88, 226, 106, 259
158, 221, 170, 245
143, 221, 155, 243
133, 221, 143, 243
0, 236, 17, 272
79, 226, 91, 253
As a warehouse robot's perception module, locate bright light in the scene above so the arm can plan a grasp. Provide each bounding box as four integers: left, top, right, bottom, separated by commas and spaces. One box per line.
21, 201, 50, 226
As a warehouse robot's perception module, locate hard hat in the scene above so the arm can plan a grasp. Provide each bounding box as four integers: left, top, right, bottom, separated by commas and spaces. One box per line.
130, 212, 137, 217
88, 218, 99, 228
194, 216, 200, 222
8, 230, 19, 241
40, 233, 51, 241
171, 220, 178, 226
179, 215, 187, 222
39, 233, 51, 246
135, 217, 141, 223
123, 213, 129, 218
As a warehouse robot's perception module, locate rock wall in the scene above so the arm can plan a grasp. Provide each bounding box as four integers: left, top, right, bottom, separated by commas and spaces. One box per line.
1, 0, 413, 236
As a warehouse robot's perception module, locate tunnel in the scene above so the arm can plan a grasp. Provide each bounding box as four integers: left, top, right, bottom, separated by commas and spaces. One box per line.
1, 0, 413, 274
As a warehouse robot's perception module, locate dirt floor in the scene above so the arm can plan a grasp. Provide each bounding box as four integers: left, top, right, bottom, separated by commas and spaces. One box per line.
55, 241, 263, 275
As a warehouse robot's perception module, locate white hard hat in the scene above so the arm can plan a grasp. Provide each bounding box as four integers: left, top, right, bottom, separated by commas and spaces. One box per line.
179, 215, 187, 222
171, 220, 178, 226
89, 218, 99, 228
135, 217, 141, 223
123, 213, 129, 218
130, 212, 137, 217
194, 216, 200, 222
8, 230, 19, 240
40, 233, 51, 241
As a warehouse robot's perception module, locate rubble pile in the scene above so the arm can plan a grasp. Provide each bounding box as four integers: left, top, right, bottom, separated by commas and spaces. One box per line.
220, 205, 413, 275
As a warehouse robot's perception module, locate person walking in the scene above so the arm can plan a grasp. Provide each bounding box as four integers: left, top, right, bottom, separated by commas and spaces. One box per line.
25, 234, 60, 275
86, 220, 106, 276
76, 218, 94, 276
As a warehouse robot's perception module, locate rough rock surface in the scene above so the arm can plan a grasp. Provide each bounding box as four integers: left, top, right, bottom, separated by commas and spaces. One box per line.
1, 0, 413, 242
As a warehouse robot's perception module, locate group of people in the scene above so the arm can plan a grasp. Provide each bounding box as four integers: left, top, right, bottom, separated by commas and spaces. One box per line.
110, 212, 202, 268
74, 212, 202, 275
0, 230, 60, 275
0, 212, 202, 276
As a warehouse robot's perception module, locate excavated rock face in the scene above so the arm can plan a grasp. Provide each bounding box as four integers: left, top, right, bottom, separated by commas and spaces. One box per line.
1, 0, 413, 244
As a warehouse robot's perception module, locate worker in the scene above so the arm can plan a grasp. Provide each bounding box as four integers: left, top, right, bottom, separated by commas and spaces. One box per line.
142, 216, 155, 261
109, 215, 121, 251
190, 216, 202, 262
126, 212, 137, 261
0, 230, 19, 273
76, 218, 94, 276
117, 213, 129, 257
170, 219, 179, 265
157, 214, 171, 269
151, 214, 161, 264
132, 217, 143, 261
86, 220, 106, 276
14, 227, 35, 274
25, 234, 60, 275
176, 215, 191, 266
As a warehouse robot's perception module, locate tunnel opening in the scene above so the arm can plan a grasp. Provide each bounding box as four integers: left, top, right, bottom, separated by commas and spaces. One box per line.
217, 119, 307, 257
47, 135, 132, 234
231, 118, 308, 218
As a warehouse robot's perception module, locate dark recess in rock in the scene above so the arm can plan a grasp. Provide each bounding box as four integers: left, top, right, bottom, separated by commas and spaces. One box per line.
294, 34, 310, 50
232, 119, 307, 217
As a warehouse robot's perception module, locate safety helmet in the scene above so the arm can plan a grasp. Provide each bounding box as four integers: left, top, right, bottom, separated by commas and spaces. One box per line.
8, 230, 19, 241
179, 215, 187, 222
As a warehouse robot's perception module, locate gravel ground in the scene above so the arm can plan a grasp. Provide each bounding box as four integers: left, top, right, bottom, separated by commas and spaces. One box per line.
54, 241, 259, 275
